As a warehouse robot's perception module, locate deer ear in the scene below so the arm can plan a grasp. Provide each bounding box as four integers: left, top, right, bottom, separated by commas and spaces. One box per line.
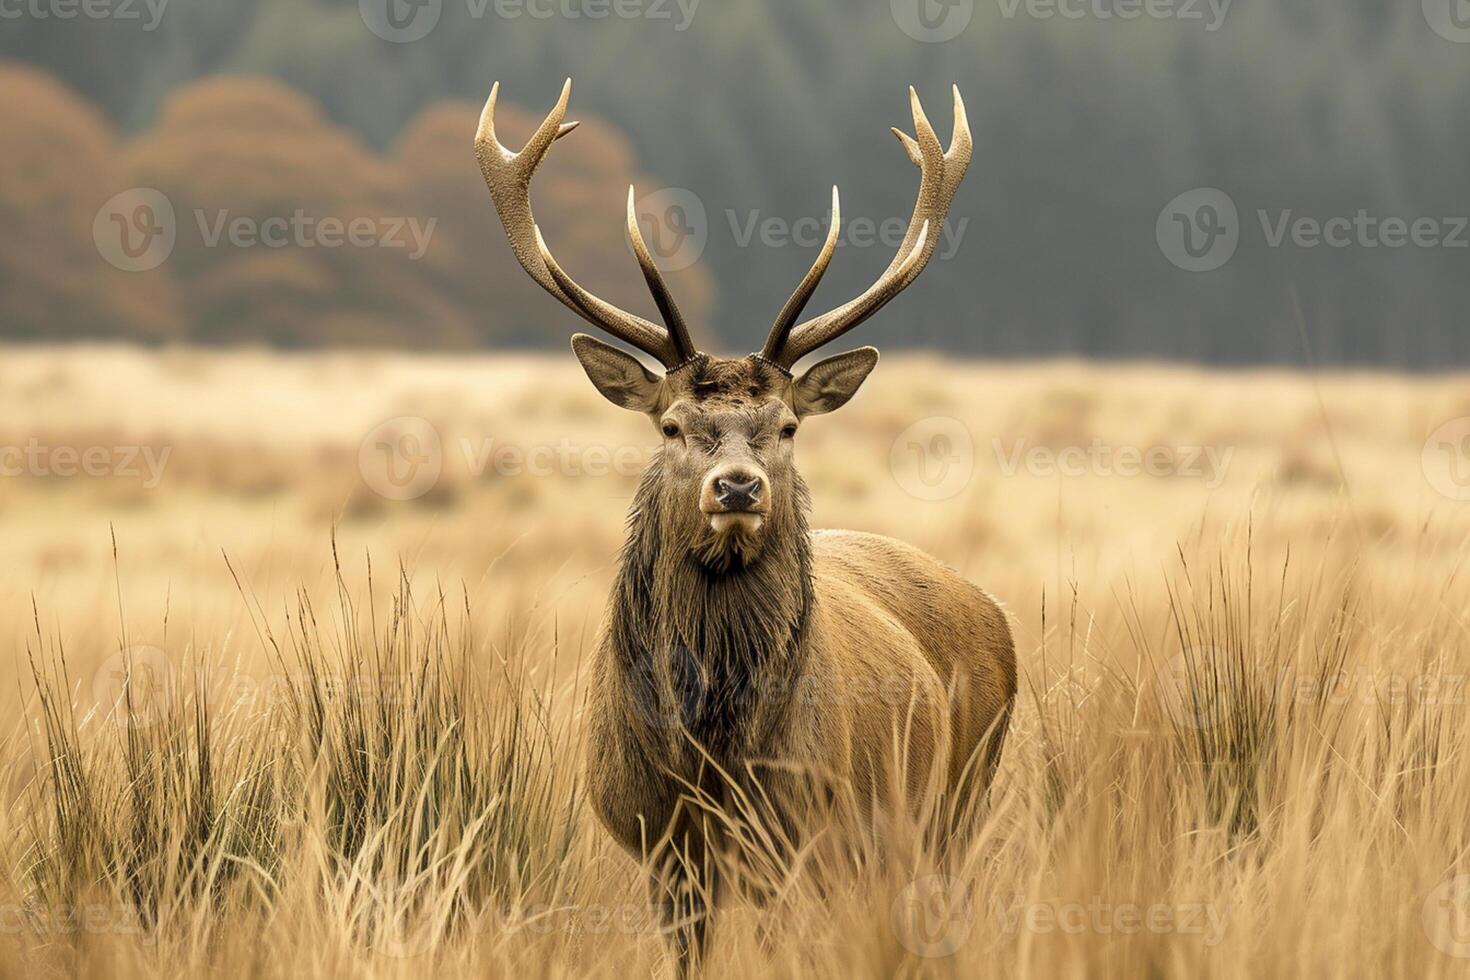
790, 347, 879, 417
571, 334, 665, 414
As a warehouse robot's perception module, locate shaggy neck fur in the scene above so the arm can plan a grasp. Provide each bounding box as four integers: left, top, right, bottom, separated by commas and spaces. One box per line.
610, 452, 814, 763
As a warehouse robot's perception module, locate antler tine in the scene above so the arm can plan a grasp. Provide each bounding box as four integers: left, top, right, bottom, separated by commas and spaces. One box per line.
625, 186, 697, 363
949, 83, 973, 164
767, 85, 973, 369
475, 79, 693, 368
760, 186, 841, 364
532, 227, 674, 360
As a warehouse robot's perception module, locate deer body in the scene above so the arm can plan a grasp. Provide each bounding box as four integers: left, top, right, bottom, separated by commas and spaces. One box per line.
587, 524, 1017, 853
475, 79, 1015, 970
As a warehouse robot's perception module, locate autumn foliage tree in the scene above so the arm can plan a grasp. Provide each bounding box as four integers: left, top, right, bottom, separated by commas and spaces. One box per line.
123, 76, 475, 348
0, 62, 713, 350
0, 64, 180, 342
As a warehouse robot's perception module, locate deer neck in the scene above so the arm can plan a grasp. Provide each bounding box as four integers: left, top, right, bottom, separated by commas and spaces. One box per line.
608, 462, 814, 755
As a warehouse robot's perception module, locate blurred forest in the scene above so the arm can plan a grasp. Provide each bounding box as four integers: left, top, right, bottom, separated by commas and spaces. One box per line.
0, 62, 713, 349
1, 0, 1467, 366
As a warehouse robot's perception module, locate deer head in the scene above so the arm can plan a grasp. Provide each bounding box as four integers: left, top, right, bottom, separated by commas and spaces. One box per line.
475, 80, 972, 568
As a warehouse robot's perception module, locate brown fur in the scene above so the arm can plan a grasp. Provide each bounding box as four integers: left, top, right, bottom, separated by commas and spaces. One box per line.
577, 348, 1017, 970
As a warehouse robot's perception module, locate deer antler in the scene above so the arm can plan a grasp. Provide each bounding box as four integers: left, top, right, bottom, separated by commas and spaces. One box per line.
476, 79, 698, 369
760, 86, 972, 370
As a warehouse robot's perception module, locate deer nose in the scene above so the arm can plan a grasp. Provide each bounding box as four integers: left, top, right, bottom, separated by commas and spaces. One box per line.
714, 474, 764, 511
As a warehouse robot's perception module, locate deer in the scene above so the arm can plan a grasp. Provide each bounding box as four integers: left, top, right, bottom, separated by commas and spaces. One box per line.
475, 79, 1016, 972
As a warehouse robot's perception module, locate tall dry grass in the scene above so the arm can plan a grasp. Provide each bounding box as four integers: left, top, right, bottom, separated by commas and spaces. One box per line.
0, 345, 1467, 978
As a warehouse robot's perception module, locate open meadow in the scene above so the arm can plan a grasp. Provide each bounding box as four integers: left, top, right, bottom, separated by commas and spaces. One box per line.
1, 345, 1468, 978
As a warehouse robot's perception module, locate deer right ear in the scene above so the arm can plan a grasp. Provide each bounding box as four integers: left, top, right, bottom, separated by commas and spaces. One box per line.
571, 334, 665, 414
790, 347, 879, 417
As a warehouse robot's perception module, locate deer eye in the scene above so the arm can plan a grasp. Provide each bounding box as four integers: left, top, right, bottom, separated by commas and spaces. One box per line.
661, 421, 681, 439
780, 423, 798, 439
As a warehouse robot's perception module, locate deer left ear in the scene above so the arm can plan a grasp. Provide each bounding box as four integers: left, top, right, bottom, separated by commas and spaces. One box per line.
571, 334, 665, 414
790, 347, 879, 417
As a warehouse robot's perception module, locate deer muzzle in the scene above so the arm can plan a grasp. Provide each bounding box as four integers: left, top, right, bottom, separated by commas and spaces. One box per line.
700, 464, 770, 532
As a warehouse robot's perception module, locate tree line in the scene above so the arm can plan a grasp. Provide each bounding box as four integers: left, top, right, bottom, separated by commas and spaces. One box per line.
2, 0, 1467, 366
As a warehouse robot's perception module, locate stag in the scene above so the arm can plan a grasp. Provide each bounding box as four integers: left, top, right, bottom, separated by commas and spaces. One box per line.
476, 80, 1015, 971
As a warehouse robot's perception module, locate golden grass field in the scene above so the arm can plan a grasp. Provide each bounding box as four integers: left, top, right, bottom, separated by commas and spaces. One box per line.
1, 344, 1469, 978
